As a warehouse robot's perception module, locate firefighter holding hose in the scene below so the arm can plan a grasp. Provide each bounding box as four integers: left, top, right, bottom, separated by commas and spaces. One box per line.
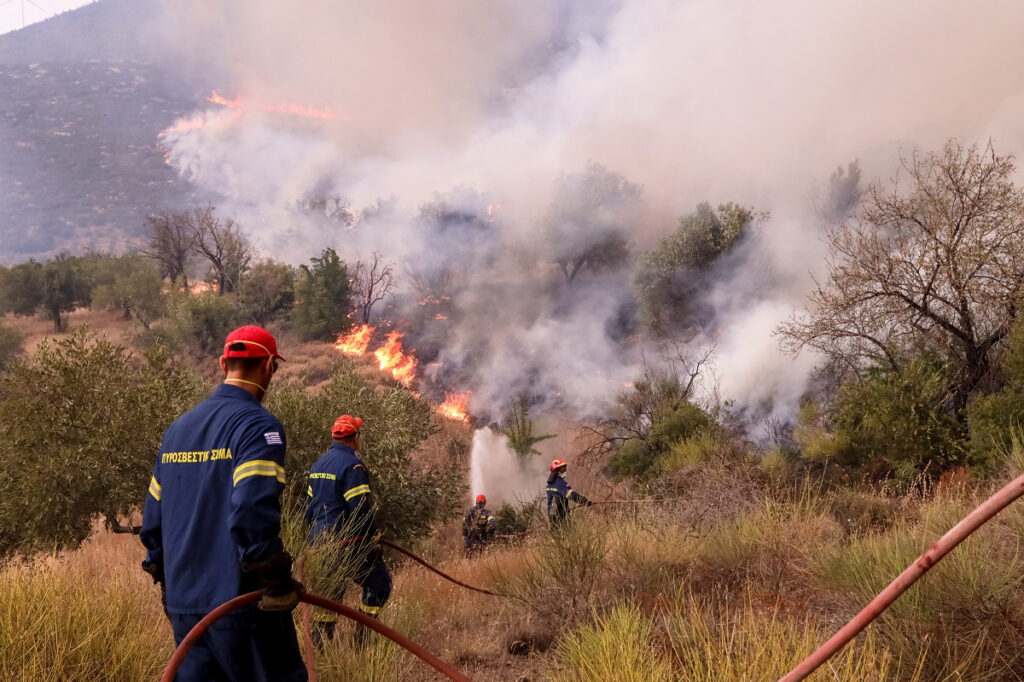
305, 414, 392, 646
546, 458, 592, 527
462, 494, 496, 557
139, 325, 306, 682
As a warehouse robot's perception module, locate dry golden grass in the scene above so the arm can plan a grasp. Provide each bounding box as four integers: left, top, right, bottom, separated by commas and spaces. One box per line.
0, 528, 172, 681
3, 308, 133, 355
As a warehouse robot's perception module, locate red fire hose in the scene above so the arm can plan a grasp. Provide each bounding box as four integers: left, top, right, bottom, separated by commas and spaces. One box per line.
779, 470, 1024, 682
160, 590, 471, 682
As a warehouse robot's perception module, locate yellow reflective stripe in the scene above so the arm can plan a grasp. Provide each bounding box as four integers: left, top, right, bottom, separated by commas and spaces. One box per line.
343, 484, 371, 501
359, 603, 381, 616
546, 487, 559, 493
307, 485, 313, 497
148, 476, 162, 502
233, 459, 286, 486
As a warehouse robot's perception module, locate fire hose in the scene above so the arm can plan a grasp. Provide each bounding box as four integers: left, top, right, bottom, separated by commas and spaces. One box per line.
161, 537, 504, 681
160, 590, 471, 682
779, 470, 1024, 681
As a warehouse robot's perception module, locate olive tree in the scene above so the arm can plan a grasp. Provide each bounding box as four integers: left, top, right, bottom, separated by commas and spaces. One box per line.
0, 329, 206, 557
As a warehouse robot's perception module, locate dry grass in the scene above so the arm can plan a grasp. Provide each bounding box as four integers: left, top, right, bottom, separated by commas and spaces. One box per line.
0, 529, 171, 681
3, 309, 133, 355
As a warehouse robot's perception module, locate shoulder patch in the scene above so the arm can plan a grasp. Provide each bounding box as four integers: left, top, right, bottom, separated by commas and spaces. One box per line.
264, 431, 283, 445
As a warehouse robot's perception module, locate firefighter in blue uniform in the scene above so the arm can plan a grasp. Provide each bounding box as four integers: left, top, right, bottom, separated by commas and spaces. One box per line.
140, 325, 306, 682
546, 458, 592, 527
305, 414, 392, 646
462, 494, 496, 557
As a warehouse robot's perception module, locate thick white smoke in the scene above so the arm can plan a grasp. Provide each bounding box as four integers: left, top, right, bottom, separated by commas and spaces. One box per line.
150, 0, 1024, 425
468, 428, 551, 508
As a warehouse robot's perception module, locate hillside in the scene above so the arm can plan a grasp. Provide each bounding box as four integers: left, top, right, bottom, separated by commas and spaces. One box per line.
0, 0, 212, 263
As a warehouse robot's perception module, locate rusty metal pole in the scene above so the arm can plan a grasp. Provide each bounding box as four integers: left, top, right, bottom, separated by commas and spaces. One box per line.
779, 471, 1024, 682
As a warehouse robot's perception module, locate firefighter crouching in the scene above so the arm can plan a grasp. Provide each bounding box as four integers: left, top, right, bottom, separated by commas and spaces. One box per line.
305, 414, 392, 646
546, 458, 592, 528
462, 494, 496, 558
139, 325, 306, 682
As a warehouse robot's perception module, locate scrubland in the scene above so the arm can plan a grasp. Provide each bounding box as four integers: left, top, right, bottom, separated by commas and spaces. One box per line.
4, 439, 1023, 681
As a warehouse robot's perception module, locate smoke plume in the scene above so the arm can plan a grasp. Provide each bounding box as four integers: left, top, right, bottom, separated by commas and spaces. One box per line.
149, 0, 1024, 427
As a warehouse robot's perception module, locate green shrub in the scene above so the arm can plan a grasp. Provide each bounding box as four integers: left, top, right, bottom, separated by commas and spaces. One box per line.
291, 248, 352, 341
968, 319, 1024, 469
267, 359, 464, 543
828, 358, 968, 478
0, 329, 206, 557
0, 320, 24, 373
493, 500, 537, 536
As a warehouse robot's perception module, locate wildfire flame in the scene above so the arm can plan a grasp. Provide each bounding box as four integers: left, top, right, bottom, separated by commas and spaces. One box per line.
373, 331, 418, 387
206, 90, 241, 107
158, 90, 342, 152
335, 324, 375, 356
438, 391, 471, 422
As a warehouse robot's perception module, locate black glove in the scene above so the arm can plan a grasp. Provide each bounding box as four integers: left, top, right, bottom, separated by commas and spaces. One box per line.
242, 550, 303, 611
141, 559, 164, 584
141, 559, 168, 616
583, 498, 594, 507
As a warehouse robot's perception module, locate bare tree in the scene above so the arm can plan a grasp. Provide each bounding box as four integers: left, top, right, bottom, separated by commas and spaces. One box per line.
577, 345, 714, 463
187, 205, 254, 295
351, 251, 395, 324
779, 140, 1024, 413
144, 211, 194, 286
405, 266, 455, 301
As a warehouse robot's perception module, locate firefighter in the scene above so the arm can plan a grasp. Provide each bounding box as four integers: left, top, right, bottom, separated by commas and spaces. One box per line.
139, 325, 306, 682
546, 459, 592, 527
462, 494, 496, 558
305, 414, 392, 647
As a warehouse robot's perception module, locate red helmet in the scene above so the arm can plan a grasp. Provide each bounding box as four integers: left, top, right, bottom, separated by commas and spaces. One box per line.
475, 494, 486, 505
332, 415, 363, 439
550, 459, 566, 472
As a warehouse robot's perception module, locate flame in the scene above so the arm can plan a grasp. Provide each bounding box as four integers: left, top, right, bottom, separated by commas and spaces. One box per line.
158, 90, 341, 147
335, 324, 375, 356
206, 90, 241, 107
438, 391, 471, 422
373, 331, 418, 386
434, 313, 447, 320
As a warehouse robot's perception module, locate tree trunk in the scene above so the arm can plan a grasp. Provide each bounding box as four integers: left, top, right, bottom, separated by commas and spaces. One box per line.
51, 308, 64, 333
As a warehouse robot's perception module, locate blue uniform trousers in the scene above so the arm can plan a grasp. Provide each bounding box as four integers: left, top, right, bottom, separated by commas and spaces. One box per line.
170, 608, 307, 682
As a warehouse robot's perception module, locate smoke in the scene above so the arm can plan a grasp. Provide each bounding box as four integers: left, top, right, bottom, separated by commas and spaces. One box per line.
468, 428, 551, 507
148, 0, 1024, 425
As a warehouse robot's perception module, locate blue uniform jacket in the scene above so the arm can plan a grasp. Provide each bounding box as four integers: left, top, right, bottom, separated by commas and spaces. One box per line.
305, 442, 377, 543
546, 473, 590, 521
140, 383, 289, 615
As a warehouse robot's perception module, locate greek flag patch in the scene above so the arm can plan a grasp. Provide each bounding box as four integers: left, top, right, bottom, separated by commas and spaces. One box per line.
264, 431, 283, 445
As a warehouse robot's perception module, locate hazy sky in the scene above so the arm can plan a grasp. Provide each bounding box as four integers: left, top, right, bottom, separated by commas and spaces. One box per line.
0, 0, 92, 35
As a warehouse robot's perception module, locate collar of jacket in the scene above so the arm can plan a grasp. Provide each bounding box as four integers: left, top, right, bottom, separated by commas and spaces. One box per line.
329, 442, 358, 457
213, 382, 262, 404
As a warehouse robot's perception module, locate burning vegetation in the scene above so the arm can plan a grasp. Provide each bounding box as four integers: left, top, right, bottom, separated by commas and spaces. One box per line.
335, 324, 471, 421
